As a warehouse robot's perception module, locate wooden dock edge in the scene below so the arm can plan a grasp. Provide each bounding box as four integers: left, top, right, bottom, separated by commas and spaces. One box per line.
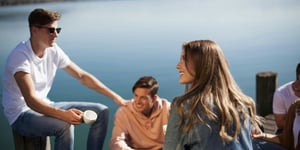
261, 114, 277, 134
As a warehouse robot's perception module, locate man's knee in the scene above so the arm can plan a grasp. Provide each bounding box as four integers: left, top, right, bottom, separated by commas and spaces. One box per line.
56, 121, 73, 136
99, 106, 109, 120
93, 103, 109, 116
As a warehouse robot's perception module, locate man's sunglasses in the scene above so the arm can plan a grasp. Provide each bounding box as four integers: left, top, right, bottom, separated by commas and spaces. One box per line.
34, 25, 62, 34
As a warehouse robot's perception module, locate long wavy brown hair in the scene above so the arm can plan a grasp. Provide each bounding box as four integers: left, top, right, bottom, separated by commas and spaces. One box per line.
175, 40, 256, 142
280, 99, 300, 150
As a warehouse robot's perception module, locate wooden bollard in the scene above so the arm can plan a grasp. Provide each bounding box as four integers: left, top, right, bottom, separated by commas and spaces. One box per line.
12, 129, 51, 150
256, 71, 277, 117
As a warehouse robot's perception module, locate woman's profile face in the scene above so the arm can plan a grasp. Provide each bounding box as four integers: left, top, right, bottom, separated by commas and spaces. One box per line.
176, 50, 195, 84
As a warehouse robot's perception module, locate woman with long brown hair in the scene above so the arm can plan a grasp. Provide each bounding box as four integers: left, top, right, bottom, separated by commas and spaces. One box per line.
164, 40, 257, 149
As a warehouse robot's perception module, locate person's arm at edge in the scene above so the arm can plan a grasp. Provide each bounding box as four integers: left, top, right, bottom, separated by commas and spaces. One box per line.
273, 92, 286, 129
251, 123, 281, 144
274, 114, 286, 130
64, 61, 127, 106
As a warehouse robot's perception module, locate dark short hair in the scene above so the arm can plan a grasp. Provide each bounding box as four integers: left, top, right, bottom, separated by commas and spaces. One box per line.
132, 76, 159, 97
28, 8, 61, 27
297, 62, 300, 80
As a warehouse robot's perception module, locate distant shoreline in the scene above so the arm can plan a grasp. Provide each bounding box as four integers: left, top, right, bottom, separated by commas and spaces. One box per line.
0, 0, 77, 6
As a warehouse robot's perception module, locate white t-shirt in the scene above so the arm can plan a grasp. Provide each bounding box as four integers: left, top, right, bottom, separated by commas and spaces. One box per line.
273, 81, 299, 114
2, 40, 70, 125
294, 114, 300, 148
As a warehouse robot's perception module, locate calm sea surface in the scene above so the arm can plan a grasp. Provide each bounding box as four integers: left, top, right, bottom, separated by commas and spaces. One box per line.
0, 0, 299, 149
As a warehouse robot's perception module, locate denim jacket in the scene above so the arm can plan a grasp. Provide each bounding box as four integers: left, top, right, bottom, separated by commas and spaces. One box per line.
163, 98, 253, 150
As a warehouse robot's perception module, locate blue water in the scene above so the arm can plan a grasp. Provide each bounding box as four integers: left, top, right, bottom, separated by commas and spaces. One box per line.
0, 0, 299, 149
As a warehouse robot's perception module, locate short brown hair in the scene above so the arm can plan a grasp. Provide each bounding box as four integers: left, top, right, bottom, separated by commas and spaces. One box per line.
132, 76, 159, 97
28, 8, 61, 27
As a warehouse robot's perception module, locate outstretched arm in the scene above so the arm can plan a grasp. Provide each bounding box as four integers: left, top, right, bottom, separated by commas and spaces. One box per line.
251, 124, 281, 144
64, 61, 127, 106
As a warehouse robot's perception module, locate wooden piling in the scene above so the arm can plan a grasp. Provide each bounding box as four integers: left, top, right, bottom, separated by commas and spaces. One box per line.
256, 71, 278, 117
12, 129, 51, 150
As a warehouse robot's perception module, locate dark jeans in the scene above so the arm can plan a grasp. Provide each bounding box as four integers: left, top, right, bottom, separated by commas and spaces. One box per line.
252, 138, 286, 150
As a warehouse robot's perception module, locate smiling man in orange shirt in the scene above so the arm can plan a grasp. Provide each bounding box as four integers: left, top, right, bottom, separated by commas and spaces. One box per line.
110, 76, 170, 150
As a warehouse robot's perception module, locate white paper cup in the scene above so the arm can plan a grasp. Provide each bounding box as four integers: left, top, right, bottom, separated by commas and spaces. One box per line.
83, 110, 97, 124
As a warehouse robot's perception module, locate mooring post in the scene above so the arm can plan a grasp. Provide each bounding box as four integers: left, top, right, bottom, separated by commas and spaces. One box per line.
256, 71, 278, 117
12, 129, 51, 150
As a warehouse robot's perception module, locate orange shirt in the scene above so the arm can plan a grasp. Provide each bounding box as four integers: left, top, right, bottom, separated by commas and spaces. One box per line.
110, 97, 170, 150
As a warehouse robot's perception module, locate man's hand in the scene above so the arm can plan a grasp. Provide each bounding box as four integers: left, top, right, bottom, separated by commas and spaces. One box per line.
64, 108, 83, 125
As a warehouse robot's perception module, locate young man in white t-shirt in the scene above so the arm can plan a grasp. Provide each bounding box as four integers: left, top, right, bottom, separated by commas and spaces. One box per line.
273, 62, 300, 134
2, 8, 127, 150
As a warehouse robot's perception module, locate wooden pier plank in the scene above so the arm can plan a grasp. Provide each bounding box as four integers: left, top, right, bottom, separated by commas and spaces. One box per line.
262, 114, 277, 134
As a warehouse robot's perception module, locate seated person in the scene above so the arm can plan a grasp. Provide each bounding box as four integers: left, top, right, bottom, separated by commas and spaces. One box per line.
2, 8, 127, 149
110, 76, 170, 150
252, 99, 300, 150
273, 62, 300, 134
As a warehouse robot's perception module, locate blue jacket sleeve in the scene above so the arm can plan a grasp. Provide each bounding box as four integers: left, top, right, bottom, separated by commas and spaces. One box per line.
163, 100, 181, 150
